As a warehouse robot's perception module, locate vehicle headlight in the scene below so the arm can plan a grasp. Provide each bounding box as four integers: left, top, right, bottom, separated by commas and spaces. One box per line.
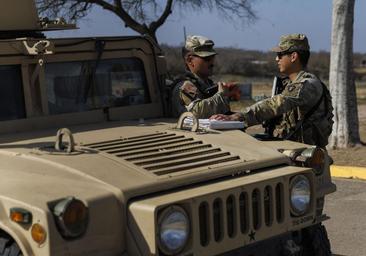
290, 175, 311, 216
158, 206, 190, 255
53, 197, 89, 238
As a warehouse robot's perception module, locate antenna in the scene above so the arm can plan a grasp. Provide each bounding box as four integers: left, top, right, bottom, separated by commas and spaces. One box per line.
183, 26, 187, 42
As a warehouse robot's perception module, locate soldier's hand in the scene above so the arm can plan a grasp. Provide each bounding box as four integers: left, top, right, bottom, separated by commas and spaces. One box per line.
218, 82, 240, 100
210, 112, 243, 121
210, 114, 231, 121
217, 82, 229, 94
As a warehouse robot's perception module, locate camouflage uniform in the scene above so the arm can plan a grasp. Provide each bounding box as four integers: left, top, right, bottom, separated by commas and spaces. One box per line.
241, 34, 333, 147
171, 35, 230, 118
171, 72, 230, 118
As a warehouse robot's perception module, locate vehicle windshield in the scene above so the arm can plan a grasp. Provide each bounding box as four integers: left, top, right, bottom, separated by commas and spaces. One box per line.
45, 57, 151, 114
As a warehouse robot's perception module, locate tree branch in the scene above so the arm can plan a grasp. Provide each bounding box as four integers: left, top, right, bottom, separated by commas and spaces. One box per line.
87, 0, 117, 13
114, 1, 151, 35
36, 0, 258, 44
114, 0, 122, 11
149, 0, 173, 33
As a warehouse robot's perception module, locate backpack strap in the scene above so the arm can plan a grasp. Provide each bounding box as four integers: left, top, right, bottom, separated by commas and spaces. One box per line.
285, 82, 327, 140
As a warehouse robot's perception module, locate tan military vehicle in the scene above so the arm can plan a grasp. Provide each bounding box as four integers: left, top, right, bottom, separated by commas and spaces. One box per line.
0, 1, 336, 256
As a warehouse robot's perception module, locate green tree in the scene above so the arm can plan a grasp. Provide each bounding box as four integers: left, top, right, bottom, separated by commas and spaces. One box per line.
36, 0, 257, 43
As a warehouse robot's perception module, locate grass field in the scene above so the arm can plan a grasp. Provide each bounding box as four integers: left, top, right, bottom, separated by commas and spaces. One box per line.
329, 104, 366, 167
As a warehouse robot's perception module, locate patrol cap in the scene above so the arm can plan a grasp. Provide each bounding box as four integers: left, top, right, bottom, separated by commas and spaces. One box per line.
272, 33, 310, 53
184, 35, 217, 57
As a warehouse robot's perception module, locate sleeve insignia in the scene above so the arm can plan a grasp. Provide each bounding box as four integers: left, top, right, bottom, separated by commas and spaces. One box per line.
181, 81, 198, 96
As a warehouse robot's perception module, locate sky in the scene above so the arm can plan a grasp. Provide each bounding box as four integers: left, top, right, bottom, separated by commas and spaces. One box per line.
46, 0, 366, 53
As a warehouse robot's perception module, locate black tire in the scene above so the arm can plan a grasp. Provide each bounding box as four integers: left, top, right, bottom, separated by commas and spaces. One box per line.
0, 233, 22, 256
301, 223, 331, 256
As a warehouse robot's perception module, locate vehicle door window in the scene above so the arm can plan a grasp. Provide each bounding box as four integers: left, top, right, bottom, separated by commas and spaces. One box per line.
45, 58, 150, 114
0, 65, 26, 121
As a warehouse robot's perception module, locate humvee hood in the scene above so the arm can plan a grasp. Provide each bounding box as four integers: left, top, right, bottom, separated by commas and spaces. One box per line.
0, 120, 290, 200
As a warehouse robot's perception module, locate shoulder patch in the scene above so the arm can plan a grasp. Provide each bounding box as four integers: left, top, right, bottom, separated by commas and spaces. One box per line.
282, 82, 303, 97
179, 81, 199, 105
181, 81, 198, 96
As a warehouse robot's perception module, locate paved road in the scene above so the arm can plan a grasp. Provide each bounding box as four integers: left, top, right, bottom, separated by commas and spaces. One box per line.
324, 178, 366, 256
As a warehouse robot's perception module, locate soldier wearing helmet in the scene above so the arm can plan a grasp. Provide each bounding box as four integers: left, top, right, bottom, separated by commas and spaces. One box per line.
171, 35, 232, 118
211, 34, 333, 148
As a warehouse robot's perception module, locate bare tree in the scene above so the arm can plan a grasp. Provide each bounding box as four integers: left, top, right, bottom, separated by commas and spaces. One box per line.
328, 0, 360, 148
36, 0, 257, 43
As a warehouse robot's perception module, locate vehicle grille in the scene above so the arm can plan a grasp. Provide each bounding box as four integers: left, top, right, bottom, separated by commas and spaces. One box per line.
84, 132, 242, 177
193, 181, 286, 255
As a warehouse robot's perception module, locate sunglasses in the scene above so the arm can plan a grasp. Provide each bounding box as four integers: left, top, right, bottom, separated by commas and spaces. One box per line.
276, 51, 293, 59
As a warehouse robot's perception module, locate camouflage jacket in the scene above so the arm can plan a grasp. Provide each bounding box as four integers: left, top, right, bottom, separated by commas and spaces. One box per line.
171, 72, 230, 118
243, 71, 332, 147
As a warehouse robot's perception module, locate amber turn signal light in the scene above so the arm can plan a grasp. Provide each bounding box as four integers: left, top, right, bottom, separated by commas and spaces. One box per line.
10, 208, 32, 224
31, 223, 47, 245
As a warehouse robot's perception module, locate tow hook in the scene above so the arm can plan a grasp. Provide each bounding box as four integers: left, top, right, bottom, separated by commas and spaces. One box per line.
55, 128, 75, 153
176, 112, 199, 132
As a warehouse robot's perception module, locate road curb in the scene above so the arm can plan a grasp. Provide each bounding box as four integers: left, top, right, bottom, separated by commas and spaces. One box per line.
330, 165, 366, 180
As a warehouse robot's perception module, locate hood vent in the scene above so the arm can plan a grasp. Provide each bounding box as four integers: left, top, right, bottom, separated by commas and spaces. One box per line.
85, 132, 241, 177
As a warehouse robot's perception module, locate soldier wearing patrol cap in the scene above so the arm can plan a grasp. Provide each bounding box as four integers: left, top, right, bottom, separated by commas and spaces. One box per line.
171, 35, 232, 118
211, 33, 333, 148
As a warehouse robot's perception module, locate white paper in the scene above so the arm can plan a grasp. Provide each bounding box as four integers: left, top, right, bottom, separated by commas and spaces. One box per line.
183, 117, 244, 130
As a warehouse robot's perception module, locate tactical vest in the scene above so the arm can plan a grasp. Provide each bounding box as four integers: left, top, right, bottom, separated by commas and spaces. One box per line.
175, 72, 217, 98
167, 72, 218, 117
